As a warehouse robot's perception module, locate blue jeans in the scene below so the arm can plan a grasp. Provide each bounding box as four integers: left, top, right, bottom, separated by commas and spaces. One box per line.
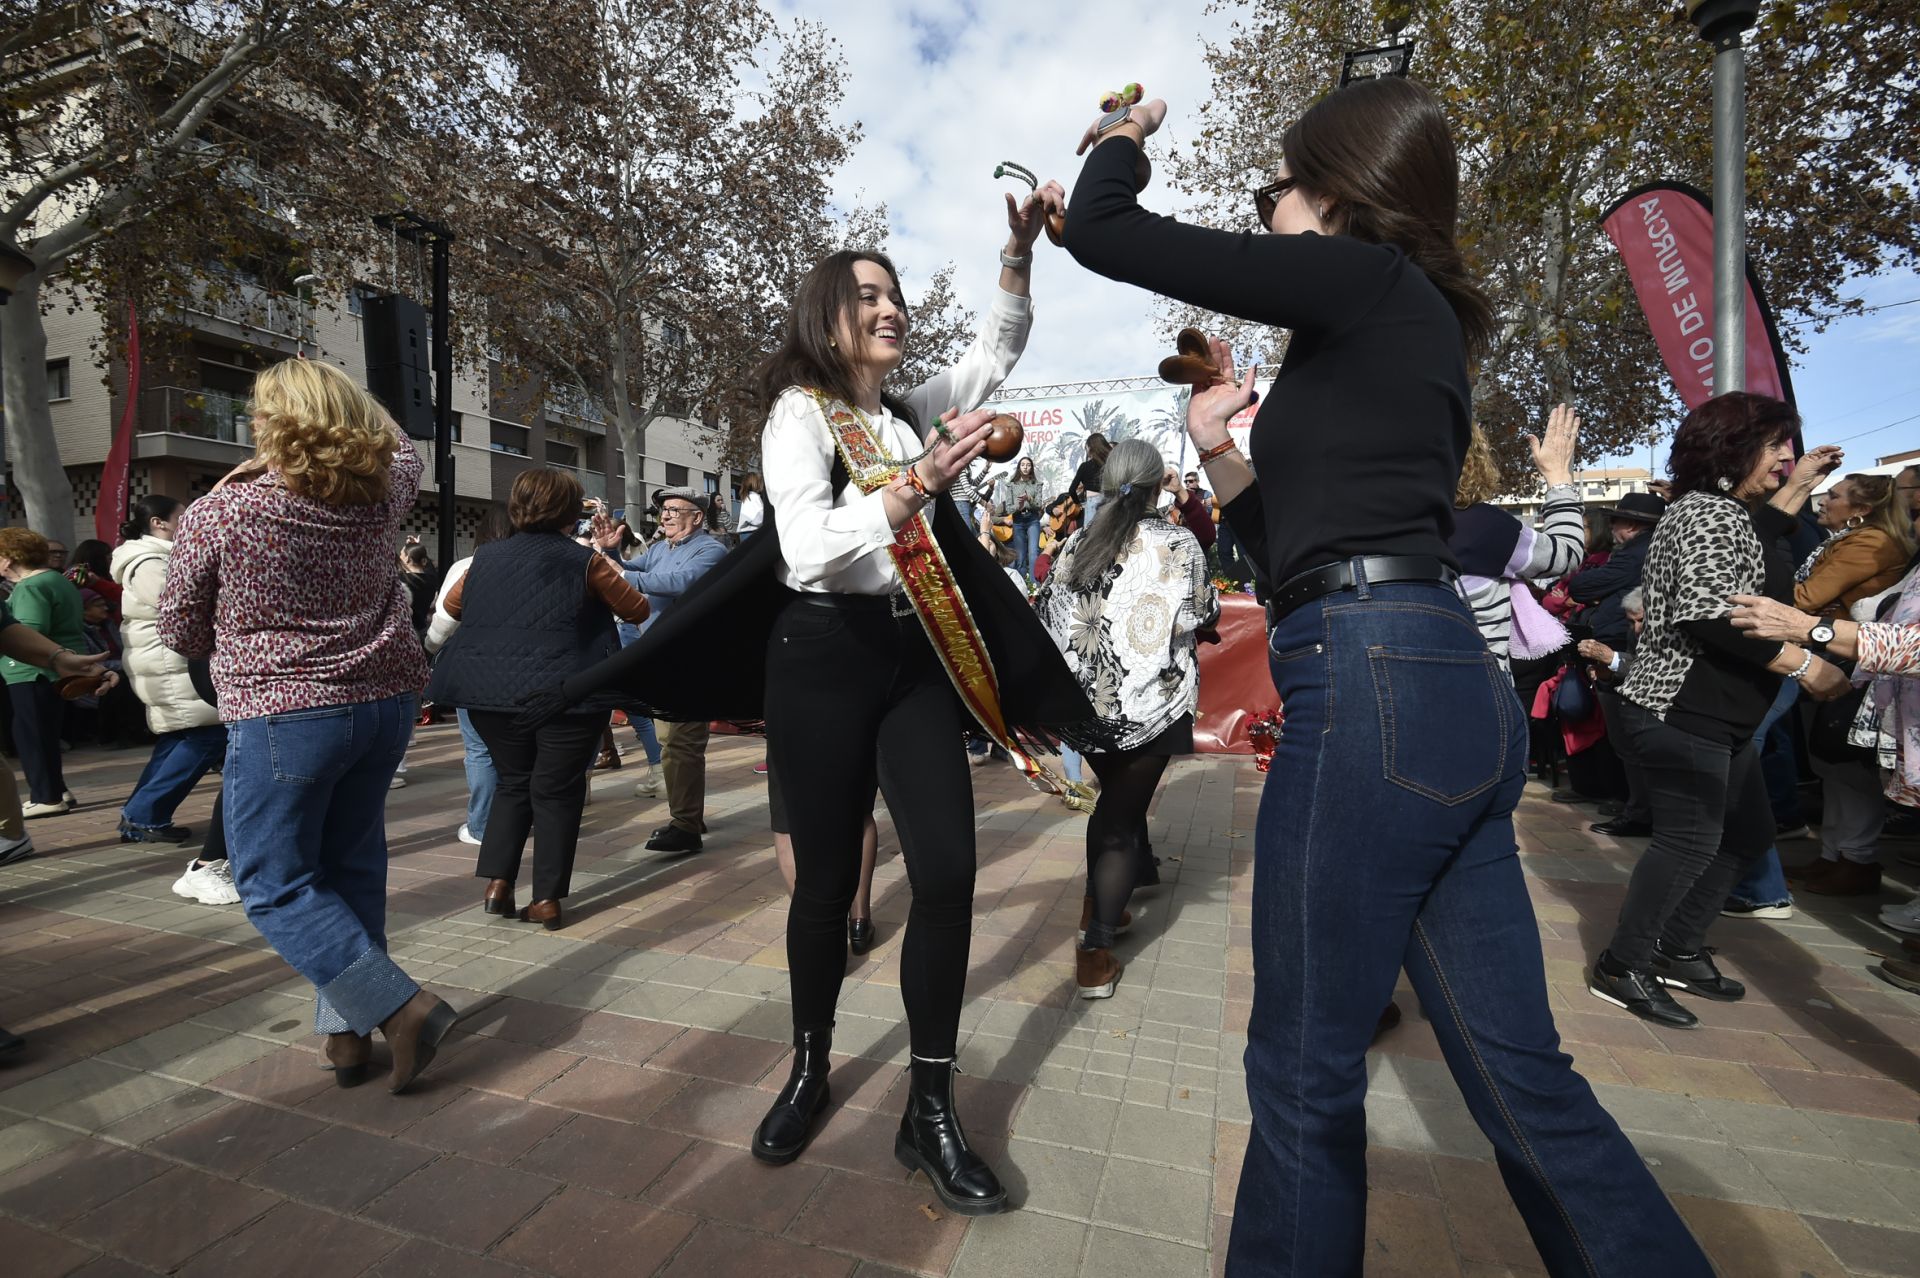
1060, 744, 1083, 784
632, 714, 662, 765
1230, 576, 1706, 1277
224, 693, 419, 1036
1726, 679, 1801, 907
456, 709, 497, 839
1012, 514, 1041, 576
121, 724, 227, 829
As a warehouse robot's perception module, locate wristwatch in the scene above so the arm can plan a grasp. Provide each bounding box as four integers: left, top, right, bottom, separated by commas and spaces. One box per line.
1094, 105, 1133, 136
1805, 621, 1836, 654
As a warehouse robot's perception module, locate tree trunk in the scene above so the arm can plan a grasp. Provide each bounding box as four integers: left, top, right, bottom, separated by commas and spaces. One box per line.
1, 272, 76, 546
1536, 201, 1576, 406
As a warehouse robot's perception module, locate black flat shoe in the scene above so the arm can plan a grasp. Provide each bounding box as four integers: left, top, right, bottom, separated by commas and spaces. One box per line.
322, 1032, 372, 1088
1590, 817, 1653, 837
1652, 943, 1745, 1001
848, 917, 875, 956
645, 824, 703, 854
1588, 954, 1698, 1028
753, 1029, 832, 1165
894, 1057, 1007, 1216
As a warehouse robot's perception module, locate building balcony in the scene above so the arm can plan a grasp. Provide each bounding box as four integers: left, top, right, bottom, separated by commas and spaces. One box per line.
138, 385, 253, 444
178, 274, 311, 348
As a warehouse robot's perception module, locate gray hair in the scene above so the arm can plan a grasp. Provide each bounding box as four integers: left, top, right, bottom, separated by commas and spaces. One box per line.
1622, 587, 1645, 617
1066, 439, 1171, 589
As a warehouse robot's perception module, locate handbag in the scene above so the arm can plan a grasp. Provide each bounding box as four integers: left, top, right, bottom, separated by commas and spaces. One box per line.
1808, 663, 1872, 764
1552, 663, 1596, 722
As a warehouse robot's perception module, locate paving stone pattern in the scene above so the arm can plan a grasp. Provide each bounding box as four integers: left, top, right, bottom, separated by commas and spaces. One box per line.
1, 727, 1918, 1275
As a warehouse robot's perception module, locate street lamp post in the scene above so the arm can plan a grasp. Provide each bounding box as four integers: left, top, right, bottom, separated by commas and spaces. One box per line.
1685, 0, 1763, 395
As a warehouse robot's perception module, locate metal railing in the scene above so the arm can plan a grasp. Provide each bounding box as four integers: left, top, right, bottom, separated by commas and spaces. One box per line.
181, 275, 309, 341
138, 386, 253, 444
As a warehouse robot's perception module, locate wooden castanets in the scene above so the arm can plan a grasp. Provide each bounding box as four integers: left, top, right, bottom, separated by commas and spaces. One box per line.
1158, 327, 1227, 392
982, 414, 1025, 462
994, 161, 1066, 247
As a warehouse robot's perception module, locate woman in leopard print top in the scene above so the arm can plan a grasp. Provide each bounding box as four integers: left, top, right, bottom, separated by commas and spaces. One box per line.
1589, 394, 1850, 1030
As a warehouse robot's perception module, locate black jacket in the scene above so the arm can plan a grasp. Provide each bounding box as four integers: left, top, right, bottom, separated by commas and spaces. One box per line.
526, 497, 1092, 742
1568, 535, 1651, 647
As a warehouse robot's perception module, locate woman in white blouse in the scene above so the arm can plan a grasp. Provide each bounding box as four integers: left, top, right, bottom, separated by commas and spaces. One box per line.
735, 473, 766, 541
746, 184, 1068, 1216
1035, 438, 1220, 998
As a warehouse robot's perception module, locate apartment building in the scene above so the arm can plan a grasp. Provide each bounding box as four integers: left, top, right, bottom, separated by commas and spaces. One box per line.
27, 270, 734, 556
1494, 466, 1655, 521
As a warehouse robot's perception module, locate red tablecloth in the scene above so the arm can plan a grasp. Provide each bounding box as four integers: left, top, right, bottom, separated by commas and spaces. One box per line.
1195, 594, 1272, 754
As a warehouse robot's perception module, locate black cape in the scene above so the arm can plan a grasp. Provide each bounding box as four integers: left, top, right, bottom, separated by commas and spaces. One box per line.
526, 495, 1093, 743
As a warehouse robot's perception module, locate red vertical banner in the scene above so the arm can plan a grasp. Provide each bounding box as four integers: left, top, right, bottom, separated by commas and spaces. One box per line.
96, 303, 140, 544
1600, 182, 1795, 413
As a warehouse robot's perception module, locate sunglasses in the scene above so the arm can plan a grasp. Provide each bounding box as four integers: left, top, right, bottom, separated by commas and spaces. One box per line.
1253, 176, 1298, 228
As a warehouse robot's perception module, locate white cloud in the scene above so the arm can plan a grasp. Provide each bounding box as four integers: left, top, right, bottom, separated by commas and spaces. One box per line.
773, 0, 1241, 390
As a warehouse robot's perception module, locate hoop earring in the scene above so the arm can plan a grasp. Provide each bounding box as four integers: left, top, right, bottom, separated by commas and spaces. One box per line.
1717, 476, 1733, 492
1846, 514, 1865, 529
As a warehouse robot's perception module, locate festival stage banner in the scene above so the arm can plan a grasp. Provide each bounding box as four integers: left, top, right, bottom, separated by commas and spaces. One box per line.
96, 303, 141, 544
1600, 182, 1795, 411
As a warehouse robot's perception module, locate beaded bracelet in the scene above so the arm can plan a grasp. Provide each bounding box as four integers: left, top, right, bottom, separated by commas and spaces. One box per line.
1197, 439, 1239, 465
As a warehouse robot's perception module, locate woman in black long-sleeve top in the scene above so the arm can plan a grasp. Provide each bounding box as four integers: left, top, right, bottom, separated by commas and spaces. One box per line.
1065, 79, 1709, 1277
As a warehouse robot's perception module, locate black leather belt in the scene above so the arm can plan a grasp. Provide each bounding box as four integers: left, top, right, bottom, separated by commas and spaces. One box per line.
796, 591, 904, 614
1266, 555, 1458, 626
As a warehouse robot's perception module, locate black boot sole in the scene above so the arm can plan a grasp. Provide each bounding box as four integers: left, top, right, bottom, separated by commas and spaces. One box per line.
893, 1135, 1009, 1216
750, 1084, 830, 1166
330, 1062, 371, 1089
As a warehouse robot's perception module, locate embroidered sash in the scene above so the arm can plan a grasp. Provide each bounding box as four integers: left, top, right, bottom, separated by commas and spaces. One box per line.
807, 389, 1060, 792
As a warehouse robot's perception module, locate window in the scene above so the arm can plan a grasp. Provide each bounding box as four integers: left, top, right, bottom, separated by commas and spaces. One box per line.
661, 321, 686, 348
547, 442, 580, 470
46, 359, 70, 401
347, 285, 375, 318
664, 462, 689, 488
703, 471, 719, 495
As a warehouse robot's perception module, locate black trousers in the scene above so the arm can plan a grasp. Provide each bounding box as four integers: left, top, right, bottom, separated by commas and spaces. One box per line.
468, 709, 604, 902
766, 597, 976, 1059
9, 680, 66, 804
1605, 698, 1773, 969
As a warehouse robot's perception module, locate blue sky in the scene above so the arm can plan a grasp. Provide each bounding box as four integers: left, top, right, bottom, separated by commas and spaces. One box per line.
775, 0, 1917, 471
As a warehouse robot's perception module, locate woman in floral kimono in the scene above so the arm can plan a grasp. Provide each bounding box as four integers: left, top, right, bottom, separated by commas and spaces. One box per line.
1035, 437, 1219, 998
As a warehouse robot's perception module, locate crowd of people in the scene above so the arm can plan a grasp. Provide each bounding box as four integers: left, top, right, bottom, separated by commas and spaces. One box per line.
0, 70, 1916, 1277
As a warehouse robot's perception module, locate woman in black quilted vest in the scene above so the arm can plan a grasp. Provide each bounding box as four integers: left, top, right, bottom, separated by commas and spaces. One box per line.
426, 468, 649, 931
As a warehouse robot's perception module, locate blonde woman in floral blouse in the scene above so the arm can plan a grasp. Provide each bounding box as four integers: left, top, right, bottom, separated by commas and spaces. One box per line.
1035, 438, 1219, 999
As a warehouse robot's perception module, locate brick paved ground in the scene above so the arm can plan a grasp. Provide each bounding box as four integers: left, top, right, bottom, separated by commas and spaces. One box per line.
1, 725, 1917, 1276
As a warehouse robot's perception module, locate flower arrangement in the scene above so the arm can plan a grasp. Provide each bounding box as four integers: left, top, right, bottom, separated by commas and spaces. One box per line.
1247, 707, 1284, 772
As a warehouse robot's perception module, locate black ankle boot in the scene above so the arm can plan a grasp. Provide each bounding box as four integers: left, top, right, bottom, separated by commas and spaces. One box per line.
752, 1029, 832, 1165
894, 1056, 1008, 1215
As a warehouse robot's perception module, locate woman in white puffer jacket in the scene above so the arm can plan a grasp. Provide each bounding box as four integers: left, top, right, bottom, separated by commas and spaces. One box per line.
111, 495, 237, 904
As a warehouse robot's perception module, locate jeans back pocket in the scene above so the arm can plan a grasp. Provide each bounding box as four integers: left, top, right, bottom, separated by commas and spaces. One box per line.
1367, 645, 1509, 805
266, 706, 355, 785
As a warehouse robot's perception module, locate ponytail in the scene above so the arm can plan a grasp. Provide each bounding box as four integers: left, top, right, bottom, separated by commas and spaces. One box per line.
121, 494, 181, 543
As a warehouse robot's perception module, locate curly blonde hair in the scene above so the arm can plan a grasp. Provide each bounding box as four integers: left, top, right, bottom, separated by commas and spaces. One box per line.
1454, 423, 1504, 509
250, 359, 398, 507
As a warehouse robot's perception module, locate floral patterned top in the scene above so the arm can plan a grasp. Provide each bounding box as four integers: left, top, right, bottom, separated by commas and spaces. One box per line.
157, 435, 429, 722
1034, 516, 1219, 752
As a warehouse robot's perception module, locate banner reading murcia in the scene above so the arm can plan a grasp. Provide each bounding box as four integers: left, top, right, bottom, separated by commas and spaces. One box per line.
1600, 181, 1795, 411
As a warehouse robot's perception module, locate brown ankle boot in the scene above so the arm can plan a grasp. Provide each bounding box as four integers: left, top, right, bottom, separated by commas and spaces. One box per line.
1803, 859, 1882, 897
380, 991, 459, 1094
482, 879, 515, 917
1784, 857, 1837, 883
322, 1032, 372, 1088
1076, 946, 1121, 999
520, 899, 563, 931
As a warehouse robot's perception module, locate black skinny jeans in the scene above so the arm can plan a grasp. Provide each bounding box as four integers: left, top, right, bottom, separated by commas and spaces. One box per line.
1084, 748, 1170, 935
1605, 697, 1773, 969
766, 597, 976, 1059
468, 709, 604, 902
8, 680, 67, 805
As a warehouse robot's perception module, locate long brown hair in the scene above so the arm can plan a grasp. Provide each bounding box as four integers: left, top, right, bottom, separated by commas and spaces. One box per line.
1283, 77, 1493, 363
1841, 473, 1918, 556
753, 250, 918, 429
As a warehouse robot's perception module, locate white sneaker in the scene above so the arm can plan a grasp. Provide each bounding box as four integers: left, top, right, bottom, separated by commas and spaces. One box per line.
633, 762, 660, 798
1881, 903, 1920, 935
457, 824, 481, 846
22, 801, 66, 819
0, 834, 33, 866
62, 790, 76, 810
389, 774, 408, 789
172, 859, 241, 906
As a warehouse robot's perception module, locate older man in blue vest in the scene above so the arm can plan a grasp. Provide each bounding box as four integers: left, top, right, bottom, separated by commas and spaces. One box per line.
599, 489, 728, 852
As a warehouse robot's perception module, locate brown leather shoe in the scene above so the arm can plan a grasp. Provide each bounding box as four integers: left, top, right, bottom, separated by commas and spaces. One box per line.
1784, 858, 1837, 883
1873, 957, 1920, 995
520, 899, 564, 931
380, 991, 459, 1095
1372, 1002, 1403, 1044
593, 748, 622, 771
321, 1032, 372, 1088
1076, 946, 1122, 999
1079, 896, 1132, 935
1803, 859, 1883, 897
483, 879, 515, 917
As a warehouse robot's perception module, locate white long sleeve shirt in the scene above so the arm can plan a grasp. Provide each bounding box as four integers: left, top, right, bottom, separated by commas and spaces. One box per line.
761, 287, 1032, 596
